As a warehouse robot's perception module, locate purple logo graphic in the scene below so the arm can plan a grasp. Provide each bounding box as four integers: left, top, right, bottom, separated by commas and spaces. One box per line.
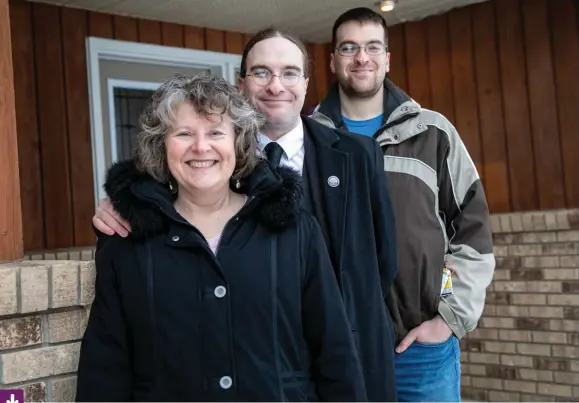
0, 389, 24, 403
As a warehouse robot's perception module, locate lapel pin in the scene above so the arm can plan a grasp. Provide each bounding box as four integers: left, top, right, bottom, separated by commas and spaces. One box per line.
327, 176, 340, 188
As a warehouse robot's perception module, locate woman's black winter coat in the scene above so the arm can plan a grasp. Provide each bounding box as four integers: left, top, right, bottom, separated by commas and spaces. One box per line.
75, 159, 367, 402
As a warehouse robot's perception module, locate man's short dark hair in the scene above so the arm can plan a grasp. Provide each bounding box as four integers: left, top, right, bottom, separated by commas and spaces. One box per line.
331, 7, 388, 49
239, 28, 310, 78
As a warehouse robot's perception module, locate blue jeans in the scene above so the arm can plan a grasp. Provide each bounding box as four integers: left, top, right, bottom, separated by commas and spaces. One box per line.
394, 336, 461, 402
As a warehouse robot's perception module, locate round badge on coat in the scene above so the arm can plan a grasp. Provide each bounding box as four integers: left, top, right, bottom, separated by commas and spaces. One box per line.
327, 176, 340, 187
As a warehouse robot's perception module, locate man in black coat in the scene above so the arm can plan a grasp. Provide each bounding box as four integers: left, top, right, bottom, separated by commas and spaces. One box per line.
92, 28, 398, 402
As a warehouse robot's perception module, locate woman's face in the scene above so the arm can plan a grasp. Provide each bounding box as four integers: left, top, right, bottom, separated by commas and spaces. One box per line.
165, 101, 236, 194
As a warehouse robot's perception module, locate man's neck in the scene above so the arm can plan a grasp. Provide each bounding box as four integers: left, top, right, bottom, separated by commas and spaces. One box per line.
261, 117, 301, 141
339, 86, 384, 121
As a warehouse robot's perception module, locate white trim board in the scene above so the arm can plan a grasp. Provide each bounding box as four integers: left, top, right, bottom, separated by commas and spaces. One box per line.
86, 36, 242, 204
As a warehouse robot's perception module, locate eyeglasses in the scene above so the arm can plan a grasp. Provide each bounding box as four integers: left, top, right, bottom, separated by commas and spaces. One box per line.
336, 42, 388, 57
245, 68, 303, 87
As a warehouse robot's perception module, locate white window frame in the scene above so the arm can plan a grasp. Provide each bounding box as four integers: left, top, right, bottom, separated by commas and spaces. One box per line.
86, 36, 242, 204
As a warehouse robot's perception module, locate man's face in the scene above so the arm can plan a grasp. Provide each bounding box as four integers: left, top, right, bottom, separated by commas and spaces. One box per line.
331, 21, 390, 98
238, 37, 309, 135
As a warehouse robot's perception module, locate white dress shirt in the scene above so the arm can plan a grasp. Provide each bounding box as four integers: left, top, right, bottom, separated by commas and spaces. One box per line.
256, 120, 305, 176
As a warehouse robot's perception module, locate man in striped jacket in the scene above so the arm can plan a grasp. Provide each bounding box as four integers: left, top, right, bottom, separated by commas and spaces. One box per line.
309, 6, 495, 402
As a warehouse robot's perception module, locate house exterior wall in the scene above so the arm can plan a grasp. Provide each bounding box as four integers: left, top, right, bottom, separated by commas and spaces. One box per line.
9, 0, 332, 253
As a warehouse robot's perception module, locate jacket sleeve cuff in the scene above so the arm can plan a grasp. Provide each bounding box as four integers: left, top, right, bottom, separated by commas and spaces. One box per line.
438, 299, 466, 340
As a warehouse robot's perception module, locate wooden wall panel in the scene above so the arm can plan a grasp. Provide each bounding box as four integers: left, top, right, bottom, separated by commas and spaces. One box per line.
184, 26, 204, 49
138, 19, 161, 44
495, 0, 538, 211
32, 3, 74, 249
161, 22, 184, 47
384, 0, 579, 213
522, 0, 565, 210
426, 15, 454, 123
88, 11, 113, 38
404, 21, 431, 108
224, 31, 244, 54
472, 1, 510, 213
114, 15, 138, 41
9, 0, 43, 251
448, 7, 483, 176
387, 24, 407, 93
62, 7, 95, 246
551, 0, 579, 208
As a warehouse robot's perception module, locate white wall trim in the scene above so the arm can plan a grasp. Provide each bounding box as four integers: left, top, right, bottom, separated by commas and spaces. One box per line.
86, 37, 242, 204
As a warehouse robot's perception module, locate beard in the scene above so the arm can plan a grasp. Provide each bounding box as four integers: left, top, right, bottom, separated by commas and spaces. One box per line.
338, 74, 384, 99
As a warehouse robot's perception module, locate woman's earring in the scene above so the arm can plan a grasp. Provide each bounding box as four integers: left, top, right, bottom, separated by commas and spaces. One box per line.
235, 179, 241, 189
169, 181, 174, 191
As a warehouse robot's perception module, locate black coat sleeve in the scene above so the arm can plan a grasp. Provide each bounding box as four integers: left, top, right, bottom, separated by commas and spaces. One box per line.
76, 238, 132, 401
301, 216, 367, 402
370, 140, 398, 297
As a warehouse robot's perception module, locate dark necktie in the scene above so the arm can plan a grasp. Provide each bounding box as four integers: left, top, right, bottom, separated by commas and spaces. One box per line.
264, 142, 284, 168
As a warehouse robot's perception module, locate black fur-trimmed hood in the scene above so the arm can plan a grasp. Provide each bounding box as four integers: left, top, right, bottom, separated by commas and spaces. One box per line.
104, 159, 303, 239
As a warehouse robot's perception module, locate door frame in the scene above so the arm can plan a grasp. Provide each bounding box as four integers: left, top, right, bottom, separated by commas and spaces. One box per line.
86, 37, 242, 203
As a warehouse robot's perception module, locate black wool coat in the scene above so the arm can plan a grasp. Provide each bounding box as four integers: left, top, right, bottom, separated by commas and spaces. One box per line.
75, 160, 367, 402
301, 117, 398, 402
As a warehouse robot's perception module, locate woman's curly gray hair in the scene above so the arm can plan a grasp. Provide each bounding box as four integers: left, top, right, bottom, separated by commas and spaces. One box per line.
136, 74, 265, 183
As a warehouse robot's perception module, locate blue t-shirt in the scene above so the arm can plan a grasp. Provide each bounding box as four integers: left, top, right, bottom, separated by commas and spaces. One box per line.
342, 114, 384, 137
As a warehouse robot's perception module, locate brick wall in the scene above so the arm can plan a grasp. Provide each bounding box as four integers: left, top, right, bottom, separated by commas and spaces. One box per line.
0, 261, 95, 402
461, 209, 579, 402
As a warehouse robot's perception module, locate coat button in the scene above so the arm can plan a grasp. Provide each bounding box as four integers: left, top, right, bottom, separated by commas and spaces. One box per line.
219, 376, 232, 389
172, 236, 179, 242
214, 286, 227, 298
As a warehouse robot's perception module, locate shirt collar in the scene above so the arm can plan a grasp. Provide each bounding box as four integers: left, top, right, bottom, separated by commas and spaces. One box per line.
257, 119, 304, 160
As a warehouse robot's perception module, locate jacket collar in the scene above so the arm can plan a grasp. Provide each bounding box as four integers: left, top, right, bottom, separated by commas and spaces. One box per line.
313, 78, 422, 143
104, 158, 303, 240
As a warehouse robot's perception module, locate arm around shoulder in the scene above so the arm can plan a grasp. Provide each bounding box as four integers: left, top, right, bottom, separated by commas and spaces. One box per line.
300, 215, 367, 402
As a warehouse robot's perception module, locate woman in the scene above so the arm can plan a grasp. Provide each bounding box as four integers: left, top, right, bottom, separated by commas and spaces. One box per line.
75, 75, 366, 402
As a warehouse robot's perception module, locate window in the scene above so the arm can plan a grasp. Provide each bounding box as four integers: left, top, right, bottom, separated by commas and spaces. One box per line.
86, 37, 242, 203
